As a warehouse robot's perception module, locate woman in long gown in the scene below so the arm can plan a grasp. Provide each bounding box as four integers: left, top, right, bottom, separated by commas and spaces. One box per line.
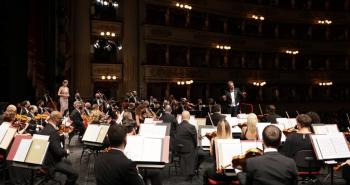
58, 80, 70, 114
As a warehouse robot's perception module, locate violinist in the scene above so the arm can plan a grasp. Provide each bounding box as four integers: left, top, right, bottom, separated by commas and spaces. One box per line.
242, 125, 298, 185
70, 101, 84, 141
205, 104, 225, 126
4, 111, 29, 135
135, 104, 146, 128
20, 100, 30, 115
90, 104, 104, 122
37, 100, 46, 114
306, 111, 321, 124
279, 114, 313, 159
0, 104, 17, 123
84, 102, 92, 115
203, 119, 238, 185
26, 105, 43, 134
39, 111, 79, 185
262, 105, 281, 124
241, 113, 259, 140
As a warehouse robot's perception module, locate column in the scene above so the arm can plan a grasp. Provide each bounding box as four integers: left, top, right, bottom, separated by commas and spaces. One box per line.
241, 20, 246, 35
165, 45, 170, 65
274, 24, 279, 38
186, 85, 191, 98
224, 51, 228, 67
223, 18, 228, 34
186, 47, 191, 66
186, 12, 190, 28
204, 14, 209, 31
206, 83, 210, 99
292, 56, 296, 70
122, 0, 139, 95
165, 8, 170, 25
258, 53, 263, 69
274, 54, 279, 69
165, 83, 170, 98
73, 0, 92, 98
205, 49, 210, 66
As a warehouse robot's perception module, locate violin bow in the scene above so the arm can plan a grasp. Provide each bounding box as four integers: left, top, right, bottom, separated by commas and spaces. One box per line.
207, 112, 215, 128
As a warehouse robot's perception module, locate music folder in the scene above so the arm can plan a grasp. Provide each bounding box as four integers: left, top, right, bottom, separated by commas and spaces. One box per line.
82, 124, 110, 144
139, 124, 170, 138
215, 139, 263, 170
124, 135, 170, 164
7, 135, 49, 165
0, 123, 17, 150
310, 133, 350, 160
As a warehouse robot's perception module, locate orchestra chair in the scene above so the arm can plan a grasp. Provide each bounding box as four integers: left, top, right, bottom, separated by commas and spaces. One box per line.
207, 178, 240, 185
294, 150, 323, 185
79, 145, 101, 164
239, 103, 253, 114
168, 144, 184, 176
35, 167, 62, 185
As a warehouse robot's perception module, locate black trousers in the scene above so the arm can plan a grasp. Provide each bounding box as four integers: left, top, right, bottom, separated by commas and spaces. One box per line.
54, 159, 79, 185
203, 167, 238, 185
141, 169, 163, 185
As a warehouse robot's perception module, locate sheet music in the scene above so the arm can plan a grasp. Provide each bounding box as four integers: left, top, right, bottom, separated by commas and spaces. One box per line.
0, 123, 10, 143
312, 133, 350, 160
226, 117, 238, 127
241, 141, 261, 153
274, 124, 286, 142
326, 124, 339, 134
195, 118, 206, 126
216, 139, 241, 169
141, 138, 163, 161
312, 125, 328, 135
13, 139, 32, 162
125, 136, 144, 160
139, 124, 167, 138
144, 118, 154, 124
256, 123, 271, 140
200, 127, 216, 147
0, 127, 17, 150
82, 124, 101, 142
276, 118, 288, 129
176, 115, 181, 124
287, 118, 297, 129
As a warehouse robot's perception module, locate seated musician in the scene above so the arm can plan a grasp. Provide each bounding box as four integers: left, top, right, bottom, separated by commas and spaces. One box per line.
135, 104, 147, 127
241, 113, 259, 140
27, 105, 41, 134
20, 100, 30, 115
90, 104, 104, 122
84, 102, 92, 115
205, 104, 225, 126
264, 105, 281, 124
0, 104, 17, 124
70, 101, 84, 141
279, 114, 313, 158
123, 111, 134, 123
175, 111, 197, 181
3, 110, 29, 135
94, 125, 145, 185
39, 111, 78, 185
241, 125, 298, 185
203, 119, 238, 185
306, 111, 321, 124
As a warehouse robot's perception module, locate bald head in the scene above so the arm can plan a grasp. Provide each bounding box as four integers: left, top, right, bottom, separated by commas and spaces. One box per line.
6, 104, 17, 112
48, 111, 62, 125
164, 105, 172, 113
181, 111, 190, 121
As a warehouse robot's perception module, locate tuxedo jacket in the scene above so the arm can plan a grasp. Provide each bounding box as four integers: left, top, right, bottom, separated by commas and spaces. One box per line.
94, 149, 144, 185
39, 124, 67, 167
224, 88, 244, 106
246, 151, 298, 185
206, 112, 226, 126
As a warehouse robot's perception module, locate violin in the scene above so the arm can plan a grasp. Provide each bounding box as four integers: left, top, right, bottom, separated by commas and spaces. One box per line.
58, 117, 74, 134
231, 148, 263, 170
200, 131, 217, 141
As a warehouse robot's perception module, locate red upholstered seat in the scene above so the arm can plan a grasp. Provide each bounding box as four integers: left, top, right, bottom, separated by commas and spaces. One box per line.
208, 178, 240, 185
298, 171, 320, 175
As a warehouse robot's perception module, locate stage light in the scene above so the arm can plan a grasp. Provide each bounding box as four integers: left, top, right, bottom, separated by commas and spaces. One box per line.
112, 2, 118, 7
111, 33, 115, 37
112, 76, 117, 80
107, 75, 111, 80
181, 81, 185, 85
106, 32, 110, 36
100, 32, 105, 36
103, 1, 108, 6
101, 75, 106, 80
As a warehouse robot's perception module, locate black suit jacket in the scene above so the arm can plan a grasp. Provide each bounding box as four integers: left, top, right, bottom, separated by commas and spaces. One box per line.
246, 151, 298, 185
94, 149, 144, 185
175, 120, 197, 153
206, 112, 226, 126
70, 109, 83, 127
160, 112, 178, 137
39, 124, 67, 167
224, 88, 244, 106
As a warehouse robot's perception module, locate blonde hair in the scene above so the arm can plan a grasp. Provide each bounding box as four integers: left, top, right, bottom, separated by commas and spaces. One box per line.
246, 113, 258, 135
216, 119, 232, 139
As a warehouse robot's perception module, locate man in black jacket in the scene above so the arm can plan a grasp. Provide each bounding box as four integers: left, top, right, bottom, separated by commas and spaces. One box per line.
39, 111, 78, 185
223, 81, 246, 117
205, 104, 225, 126
159, 105, 178, 140
242, 125, 298, 185
95, 125, 145, 185
70, 101, 84, 141
175, 111, 197, 180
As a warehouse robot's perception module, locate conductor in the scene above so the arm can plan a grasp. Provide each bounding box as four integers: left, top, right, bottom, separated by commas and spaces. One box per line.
223, 81, 246, 116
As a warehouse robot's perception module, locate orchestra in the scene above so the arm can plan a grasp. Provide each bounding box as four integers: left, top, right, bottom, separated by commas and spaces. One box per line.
1, 82, 350, 185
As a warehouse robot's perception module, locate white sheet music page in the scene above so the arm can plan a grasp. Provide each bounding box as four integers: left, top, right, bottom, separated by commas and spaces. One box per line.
326, 124, 339, 134
124, 136, 143, 161
316, 135, 336, 159
141, 138, 163, 162
226, 117, 238, 127
256, 123, 271, 140
287, 118, 297, 129
0, 123, 10, 143
82, 124, 101, 142
312, 125, 328, 135
216, 139, 241, 169
241, 141, 260, 153
139, 124, 167, 138
274, 124, 286, 142
330, 133, 350, 158
13, 139, 32, 162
